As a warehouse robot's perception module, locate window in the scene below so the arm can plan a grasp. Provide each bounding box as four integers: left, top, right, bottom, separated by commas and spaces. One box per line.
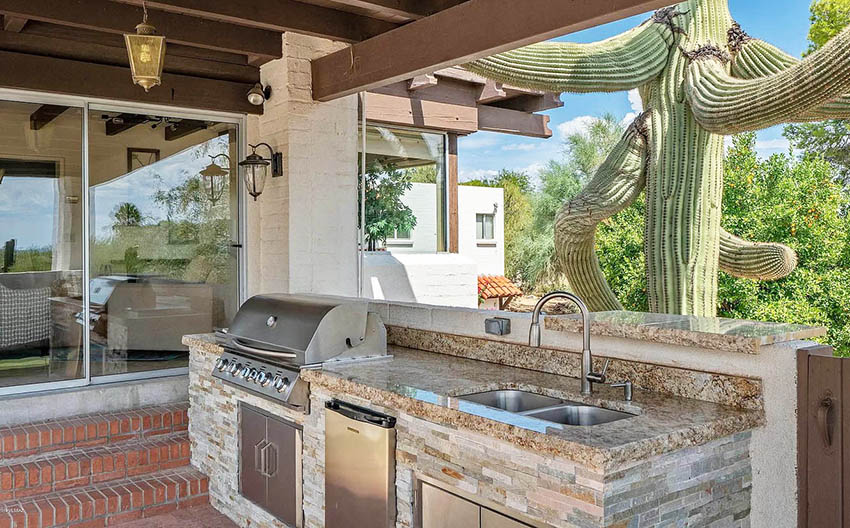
392, 227, 411, 240
476, 213, 495, 240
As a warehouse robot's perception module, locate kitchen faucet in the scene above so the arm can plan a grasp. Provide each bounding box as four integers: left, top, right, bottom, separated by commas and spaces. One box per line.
529, 291, 604, 396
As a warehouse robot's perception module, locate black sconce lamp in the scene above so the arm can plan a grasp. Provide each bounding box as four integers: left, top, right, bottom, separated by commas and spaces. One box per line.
238, 143, 283, 200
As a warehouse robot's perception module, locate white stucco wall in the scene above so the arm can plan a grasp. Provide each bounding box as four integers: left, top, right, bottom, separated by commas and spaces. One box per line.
246, 33, 359, 299
458, 185, 505, 276
362, 251, 478, 308
385, 182, 439, 253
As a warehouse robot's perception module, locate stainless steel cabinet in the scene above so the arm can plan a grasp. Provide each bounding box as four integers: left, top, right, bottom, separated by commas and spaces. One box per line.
482, 509, 529, 528
420, 482, 533, 528
239, 403, 302, 527
421, 483, 480, 528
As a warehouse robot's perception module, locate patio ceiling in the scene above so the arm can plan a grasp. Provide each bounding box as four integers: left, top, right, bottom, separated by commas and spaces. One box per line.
0, 0, 669, 113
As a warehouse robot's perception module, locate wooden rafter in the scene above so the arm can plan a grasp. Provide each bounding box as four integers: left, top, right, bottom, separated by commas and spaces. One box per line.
0, 50, 261, 114
477, 105, 551, 138
0, 31, 260, 83
0, 0, 282, 60
326, 0, 467, 20
165, 120, 208, 141
2, 15, 27, 32
29, 105, 68, 130
105, 113, 147, 136
112, 0, 396, 43
311, 0, 672, 101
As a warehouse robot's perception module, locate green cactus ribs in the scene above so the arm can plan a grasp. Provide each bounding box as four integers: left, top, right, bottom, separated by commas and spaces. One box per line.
464, 0, 850, 316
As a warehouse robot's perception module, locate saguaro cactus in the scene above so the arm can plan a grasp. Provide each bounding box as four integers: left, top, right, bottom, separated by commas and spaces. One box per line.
465, 0, 850, 316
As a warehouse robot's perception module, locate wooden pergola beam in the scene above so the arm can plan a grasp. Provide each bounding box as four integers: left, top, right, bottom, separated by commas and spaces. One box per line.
328, 0, 467, 20
0, 0, 282, 59
29, 105, 68, 130
0, 30, 260, 83
114, 0, 397, 42
0, 50, 261, 115
312, 0, 671, 101
477, 105, 551, 138
165, 120, 208, 141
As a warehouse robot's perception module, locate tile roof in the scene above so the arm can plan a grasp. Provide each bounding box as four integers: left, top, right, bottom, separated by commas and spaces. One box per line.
478, 275, 523, 300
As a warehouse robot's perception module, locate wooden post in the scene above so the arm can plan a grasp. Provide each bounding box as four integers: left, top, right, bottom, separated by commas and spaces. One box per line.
448, 133, 459, 253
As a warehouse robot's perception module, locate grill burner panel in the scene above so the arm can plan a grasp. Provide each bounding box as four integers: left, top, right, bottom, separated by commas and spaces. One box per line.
211, 350, 310, 411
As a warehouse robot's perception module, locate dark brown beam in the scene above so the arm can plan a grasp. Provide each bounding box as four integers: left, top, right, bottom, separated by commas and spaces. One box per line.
0, 0, 282, 60
0, 30, 260, 83
105, 113, 147, 135
312, 0, 671, 101
0, 50, 261, 114
113, 0, 396, 42
491, 92, 563, 112
327, 0, 468, 20
30, 105, 68, 130
165, 120, 207, 141
2, 15, 27, 32
477, 105, 551, 138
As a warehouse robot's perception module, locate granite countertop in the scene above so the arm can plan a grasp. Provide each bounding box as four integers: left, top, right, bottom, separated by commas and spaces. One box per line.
544, 310, 826, 354
183, 334, 762, 471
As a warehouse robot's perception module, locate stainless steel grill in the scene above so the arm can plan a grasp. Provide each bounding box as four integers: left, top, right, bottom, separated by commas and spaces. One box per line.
212, 294, 387, 411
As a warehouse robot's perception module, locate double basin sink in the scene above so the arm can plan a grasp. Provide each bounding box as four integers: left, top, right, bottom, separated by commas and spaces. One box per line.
457, 389, 633, 426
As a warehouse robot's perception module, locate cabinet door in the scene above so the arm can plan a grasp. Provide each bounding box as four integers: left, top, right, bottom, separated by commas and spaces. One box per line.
482, 509, 530, 528
421, 483, 480, 528
265, 416, 300, 527
239, 405, 267, 510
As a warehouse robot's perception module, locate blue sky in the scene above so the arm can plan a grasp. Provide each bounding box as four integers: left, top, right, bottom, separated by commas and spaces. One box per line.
458, 0, 814, 183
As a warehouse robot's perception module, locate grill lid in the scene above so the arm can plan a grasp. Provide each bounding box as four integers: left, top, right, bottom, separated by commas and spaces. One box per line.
224, 294, 369, 365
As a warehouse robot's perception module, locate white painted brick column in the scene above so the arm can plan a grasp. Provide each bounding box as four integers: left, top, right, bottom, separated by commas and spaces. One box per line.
246, 33, 359, 298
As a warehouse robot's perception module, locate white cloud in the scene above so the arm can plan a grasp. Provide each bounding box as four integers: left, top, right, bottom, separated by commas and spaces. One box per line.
756, 138, 791, 151
621, 112, 638, 126
459, 168, 498, 182
557, 115, 596, 138
522, 162, 545, 178
458, 134, 500, 150
501, 143, 539, 152
627, 89, 643, 114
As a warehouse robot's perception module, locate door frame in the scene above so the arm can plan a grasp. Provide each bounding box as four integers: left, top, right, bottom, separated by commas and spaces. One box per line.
0, 87, 248, 396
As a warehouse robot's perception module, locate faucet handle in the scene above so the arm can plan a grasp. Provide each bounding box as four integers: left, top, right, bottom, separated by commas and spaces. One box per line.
585, 358, 611, 384
599, 358, 611, 378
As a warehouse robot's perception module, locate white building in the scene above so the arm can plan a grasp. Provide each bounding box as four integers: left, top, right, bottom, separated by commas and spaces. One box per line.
363, 182, 505, 308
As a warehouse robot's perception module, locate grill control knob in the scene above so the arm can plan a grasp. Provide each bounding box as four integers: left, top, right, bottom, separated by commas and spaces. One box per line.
273, 376, 289, 393
257, 371, 269, 386
214, 358, 227, 371
228, 362, 240, 375
239, 366, 251, 378
249, 368, 259, 381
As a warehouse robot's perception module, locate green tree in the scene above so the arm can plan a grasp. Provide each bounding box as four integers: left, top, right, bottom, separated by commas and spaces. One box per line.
564, 113, 624, 182
806, 0, 850, 54
360, 162, 417, 251
111, 202, 143, 229
719, 133, 850, 354
406, 165, 437, 184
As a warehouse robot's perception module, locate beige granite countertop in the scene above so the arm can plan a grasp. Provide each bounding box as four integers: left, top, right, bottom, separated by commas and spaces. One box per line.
183, 335, 763, 472
545, 310, 826, 354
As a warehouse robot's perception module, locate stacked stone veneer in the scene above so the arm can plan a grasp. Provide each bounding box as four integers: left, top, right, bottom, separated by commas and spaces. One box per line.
188, 341, 751, 528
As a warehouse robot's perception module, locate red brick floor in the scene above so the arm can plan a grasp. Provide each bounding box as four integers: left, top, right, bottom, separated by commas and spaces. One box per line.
112, 504, 238, 527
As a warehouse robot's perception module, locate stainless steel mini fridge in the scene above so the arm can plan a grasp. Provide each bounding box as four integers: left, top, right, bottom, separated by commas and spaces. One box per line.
325, 399, 396, 528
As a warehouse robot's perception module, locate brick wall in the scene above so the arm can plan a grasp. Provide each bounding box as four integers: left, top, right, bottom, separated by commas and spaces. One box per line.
246, 33, 359, 298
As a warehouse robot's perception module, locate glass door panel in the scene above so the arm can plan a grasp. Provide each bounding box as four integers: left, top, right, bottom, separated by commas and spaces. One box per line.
0, 100, 84, 388
87, 111, 239, 377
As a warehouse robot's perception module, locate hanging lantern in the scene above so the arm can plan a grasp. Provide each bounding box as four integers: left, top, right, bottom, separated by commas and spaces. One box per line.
124, 1, 166, 92
199, 154, 229, 205
238, 143, 282, 201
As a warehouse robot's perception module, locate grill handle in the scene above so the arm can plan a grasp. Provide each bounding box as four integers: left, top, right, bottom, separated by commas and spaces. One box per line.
232, 337, 298, 359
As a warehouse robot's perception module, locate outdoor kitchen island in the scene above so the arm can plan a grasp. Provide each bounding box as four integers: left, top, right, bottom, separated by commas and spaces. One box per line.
177, 296, 822, 528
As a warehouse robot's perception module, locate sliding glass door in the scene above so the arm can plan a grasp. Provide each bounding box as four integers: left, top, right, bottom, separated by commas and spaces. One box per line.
0, 100, 85, 389
0, 93, 242, 393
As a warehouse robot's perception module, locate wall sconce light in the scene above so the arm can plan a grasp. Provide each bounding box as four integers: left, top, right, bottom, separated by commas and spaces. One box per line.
238, 143, 282, 200
199, 154, 230, 205
247, 83, 272, 106
124, 1, 166, 92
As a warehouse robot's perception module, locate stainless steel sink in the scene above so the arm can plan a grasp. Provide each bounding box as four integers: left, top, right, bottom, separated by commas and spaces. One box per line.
457, 390, 563, 412
523, 405, 633, 426
456, 389, 634, 426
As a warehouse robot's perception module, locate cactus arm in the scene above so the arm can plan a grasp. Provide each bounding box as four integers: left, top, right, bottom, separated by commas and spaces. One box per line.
463, 11, 679, 94
685, 26, 850, 134
718, 228, 797, 280
731, 36, 850, 121
554, 113, 651, 312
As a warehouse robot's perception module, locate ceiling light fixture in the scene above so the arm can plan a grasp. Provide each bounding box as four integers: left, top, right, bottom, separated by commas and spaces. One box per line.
124, 0, 166, 92
247, 83, 272, 106
238, 143, 282, 200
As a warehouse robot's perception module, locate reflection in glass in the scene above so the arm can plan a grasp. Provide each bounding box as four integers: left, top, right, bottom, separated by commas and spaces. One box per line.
0, 101, 84, 388
361, 125, 447, 253
88, 112, 239, 376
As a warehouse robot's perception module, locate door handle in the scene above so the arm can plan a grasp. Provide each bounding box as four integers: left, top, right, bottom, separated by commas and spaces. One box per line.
254, 439, 269, 474
818, 396, 835, 448
261, 441, 278, 478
